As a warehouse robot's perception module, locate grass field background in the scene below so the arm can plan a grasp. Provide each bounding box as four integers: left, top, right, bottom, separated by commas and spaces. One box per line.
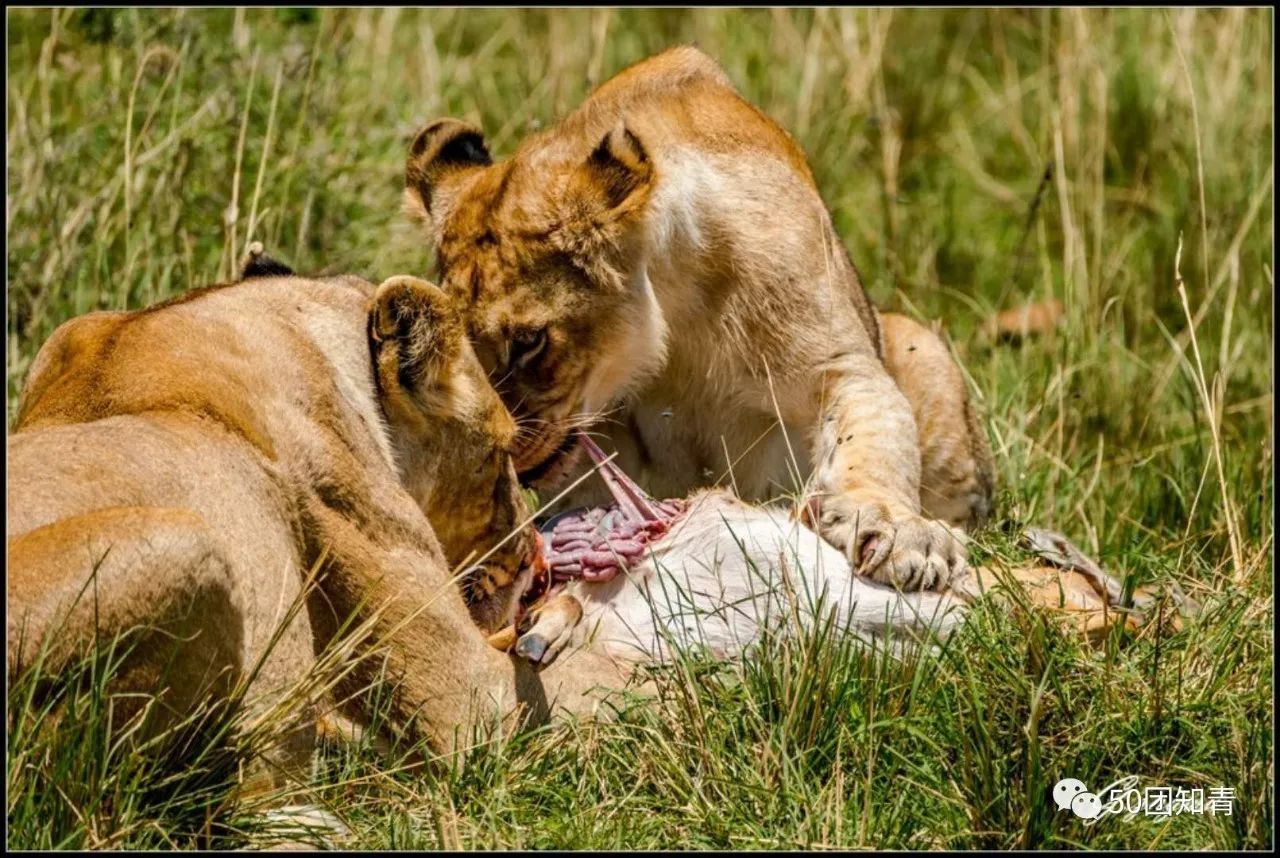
5, 7, 1273, 849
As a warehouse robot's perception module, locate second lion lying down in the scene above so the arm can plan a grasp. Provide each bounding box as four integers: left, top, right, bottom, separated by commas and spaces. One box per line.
6, 262, 622, 786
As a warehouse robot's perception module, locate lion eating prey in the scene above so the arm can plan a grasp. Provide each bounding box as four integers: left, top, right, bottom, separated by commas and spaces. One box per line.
6, 259, 621, 790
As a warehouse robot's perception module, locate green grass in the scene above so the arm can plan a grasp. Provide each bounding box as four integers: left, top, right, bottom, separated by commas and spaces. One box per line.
6, 7, 1273, 850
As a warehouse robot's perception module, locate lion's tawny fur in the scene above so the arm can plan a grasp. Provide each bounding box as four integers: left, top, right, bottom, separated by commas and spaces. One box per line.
403, 46, 994, 592
6, 273, 622, 783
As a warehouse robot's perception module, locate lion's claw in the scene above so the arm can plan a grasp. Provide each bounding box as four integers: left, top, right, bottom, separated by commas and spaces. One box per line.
816, 495, 967, 591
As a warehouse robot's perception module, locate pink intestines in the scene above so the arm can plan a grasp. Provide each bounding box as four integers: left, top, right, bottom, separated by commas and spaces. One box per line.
542, 436, 686, 582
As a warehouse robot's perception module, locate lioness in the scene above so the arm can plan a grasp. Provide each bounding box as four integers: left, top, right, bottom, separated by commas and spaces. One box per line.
6, 261, 615, 784
403, 46, 994, 594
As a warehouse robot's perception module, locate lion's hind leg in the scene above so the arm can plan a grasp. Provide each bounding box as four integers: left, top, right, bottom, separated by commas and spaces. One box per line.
7, 507, 251, 741
878, 313, 996, 532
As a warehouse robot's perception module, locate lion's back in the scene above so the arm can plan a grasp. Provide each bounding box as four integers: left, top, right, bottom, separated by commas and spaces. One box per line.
523, 46, 816, 186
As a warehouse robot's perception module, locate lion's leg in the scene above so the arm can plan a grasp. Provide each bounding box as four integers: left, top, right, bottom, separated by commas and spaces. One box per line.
7, 507, 320, 789
7, 508, 246, 712
808, 342, 968, 592
878, 313, 995, 532
297, 504, 552, 758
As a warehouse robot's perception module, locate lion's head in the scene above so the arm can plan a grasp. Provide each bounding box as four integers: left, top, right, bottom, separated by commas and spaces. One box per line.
403, 118, 668, 489
369, 275, 543, 633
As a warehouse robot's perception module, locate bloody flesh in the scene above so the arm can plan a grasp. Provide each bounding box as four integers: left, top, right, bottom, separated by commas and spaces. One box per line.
541, 435, 686, 583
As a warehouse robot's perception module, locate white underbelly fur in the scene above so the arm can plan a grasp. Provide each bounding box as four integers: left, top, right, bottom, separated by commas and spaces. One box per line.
558, 491, 967, 664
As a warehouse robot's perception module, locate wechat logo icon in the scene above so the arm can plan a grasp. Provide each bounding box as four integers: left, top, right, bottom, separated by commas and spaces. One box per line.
1054, 778, 1102, 820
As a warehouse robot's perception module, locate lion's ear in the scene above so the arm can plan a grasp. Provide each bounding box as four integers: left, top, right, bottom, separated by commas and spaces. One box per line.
553, 122, 654, 272
370, 276, 469, 420
404, 118, 492, 226
577, 121, 653, 221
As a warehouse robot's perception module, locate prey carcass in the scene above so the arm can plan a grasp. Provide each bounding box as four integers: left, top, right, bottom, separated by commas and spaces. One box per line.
491, 436, 1181, 669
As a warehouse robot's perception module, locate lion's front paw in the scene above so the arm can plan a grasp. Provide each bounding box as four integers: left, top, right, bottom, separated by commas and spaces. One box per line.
816, 495, 968, 591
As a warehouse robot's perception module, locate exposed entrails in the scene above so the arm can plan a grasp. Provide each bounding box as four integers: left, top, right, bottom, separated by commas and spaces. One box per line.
541, 435, 687, 582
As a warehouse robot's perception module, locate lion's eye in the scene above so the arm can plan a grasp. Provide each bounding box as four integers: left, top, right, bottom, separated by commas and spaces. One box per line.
510, 328, 548, 369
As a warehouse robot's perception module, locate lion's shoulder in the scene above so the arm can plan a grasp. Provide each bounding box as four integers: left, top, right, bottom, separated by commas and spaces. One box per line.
541, 45, 812, 186
14, 277, 372, 460
15, 310, 130, 429
587, 45, 734, 105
